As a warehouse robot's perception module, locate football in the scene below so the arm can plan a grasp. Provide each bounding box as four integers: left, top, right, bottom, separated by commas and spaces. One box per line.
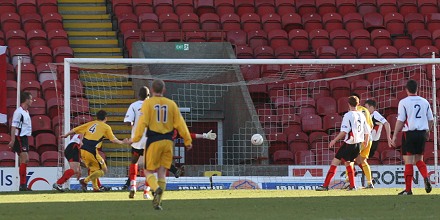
251, 134, 263, 145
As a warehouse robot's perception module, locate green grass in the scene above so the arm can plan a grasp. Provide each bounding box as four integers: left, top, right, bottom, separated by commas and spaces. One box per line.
0, 189, 439, 220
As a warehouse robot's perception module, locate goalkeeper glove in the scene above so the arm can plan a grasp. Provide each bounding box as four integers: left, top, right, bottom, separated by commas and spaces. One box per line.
203, 130, 217, 140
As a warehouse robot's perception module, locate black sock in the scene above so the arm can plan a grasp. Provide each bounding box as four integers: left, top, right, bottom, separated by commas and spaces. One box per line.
169, 165, 178, 175
125, 177, 130, 187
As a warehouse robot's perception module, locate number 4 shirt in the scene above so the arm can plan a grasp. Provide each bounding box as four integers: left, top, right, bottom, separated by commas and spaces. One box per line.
73, 120, 117, 153
397, 96, 433, 132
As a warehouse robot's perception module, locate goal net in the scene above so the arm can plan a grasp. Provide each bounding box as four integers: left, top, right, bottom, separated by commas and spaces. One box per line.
51, 58, 439, 190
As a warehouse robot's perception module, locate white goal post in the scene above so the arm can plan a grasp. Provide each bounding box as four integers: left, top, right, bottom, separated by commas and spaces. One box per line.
63, 57, 439, 186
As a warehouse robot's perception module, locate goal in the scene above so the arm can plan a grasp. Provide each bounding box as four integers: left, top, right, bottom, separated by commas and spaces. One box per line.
55, 57, 439, 189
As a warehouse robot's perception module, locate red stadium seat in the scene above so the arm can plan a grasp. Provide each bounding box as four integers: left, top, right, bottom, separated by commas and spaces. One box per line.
21, 13, 43, 33
123, 29, 142, 57
235, 45, 253, 58
0, 0, 16, 15
17, 0, 37, 15
133, 0, 153, 16
322, 113, 342, 132
1, 13, 21, 33
281, 114, 301, 129
268, 133, 288, 156
273, 150, 294, 164
46, 97, 63, 119
27, 29, 48, 50
235, 0, 255, 16
398, 46, 419, 58
206, 31, 226, 42
241, 13, 261, 32
227, 30, 247, 46
357, 0, 377, 16
144, 30, 164, 42
330, 79, 350, 101
316, 0, 337, 16
336, 0, 356, 16
220, 13, 241, 31
32, 46, 53, 66
384, 12, 404, 35
337, 96, 349, 114
185, 30, 206, 42
42, 13, 63, 32
296, 0, 317, 16
0, 30, 4, 46
112, 0, 133, 16
159, 13, 179, 30
393, 35, 411, 49
287, 131, 309, 153
275, 0, 295, 16
195, 0, 215, 16
255, 0, 276, 16
180, 13, 200, 30
301, 114, 323, 133
173, 0, 194, 16
72, 114, 93, 127
6, 30, 26, 48
295, 150, 316, 165
426, 13, 440, 33
38, 63, 56, 84
0, 151, 15, 167
10, 46, 32, 67
37, 0, 58, 15
139, 13, 159, 31
316, 149, 335, 165
241, 64, 260, 80
272, 96, 294, 109
28, 151, 40, 167
31, 115, 52, 135
309, 29, 329, 50
71, 79, 84, 97
419, 45, 439, 58
262, 64, 281, 78
302, 13, 323, 33
40, 151, 59, 167
381, 149, 402, 165
248, 30, 268, 49
262, 13, 282, 32
316, 45, 336, 58
53, 46, 74, 63
47, 29, 69, 49
309, 80, 330, 99
329, 29, 350, 49
70, 97, 90, 115
350, 29, 371, 50
371, 29, 391, 49
378, 45, 398, 58
419, 0, 438, 14
363, 12, 384, 31
316, 96, 337, 116
41, 80, 62, 100
200, 13, 220, 30
405, 13, 425, 34
215, 0, 234, 16
351, 79, 371, 97
268, 29, 288, 50
358, 45, 378, 58
29, 97, 46, 116
337, 46, 357, 58
377, 0, 397, 16
397, 0, 418, 16
22, 80, 41, 98
322, 12, 342, 32
343, 13, 363, 33
118, 13, 139, 34
282, 13, 303, 32
17, 63, 37, 82
288, 29, 309, 51
411, 29, 433, 50
274, 46, 295, 58
254, 46, 274, 59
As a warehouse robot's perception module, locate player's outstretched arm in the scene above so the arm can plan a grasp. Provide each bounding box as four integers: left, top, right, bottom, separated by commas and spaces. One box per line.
110, 138, 131, 145
329, 131, 346, 148
60, 129, 76, 139
192, 130, 217, 140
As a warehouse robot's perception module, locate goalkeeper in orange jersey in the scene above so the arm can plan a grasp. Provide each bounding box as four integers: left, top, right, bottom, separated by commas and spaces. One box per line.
60, 110, 131, 192
131, 79, 193, 210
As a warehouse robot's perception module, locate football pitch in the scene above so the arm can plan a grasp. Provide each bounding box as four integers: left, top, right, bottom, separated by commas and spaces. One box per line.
0, 189, 439, 220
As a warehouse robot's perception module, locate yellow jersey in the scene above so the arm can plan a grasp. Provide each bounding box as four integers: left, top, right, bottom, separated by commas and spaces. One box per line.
357, 106, 373, 129
73, 120, 117, 153
133, 96, 192, 146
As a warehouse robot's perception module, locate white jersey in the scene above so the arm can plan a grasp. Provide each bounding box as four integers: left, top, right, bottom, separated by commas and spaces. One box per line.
124, 100, 147, 149
340, 110, 371, 144
11, 106, 32, 137
68, 134, 82, 145
397, 96, 433, 132
371, 111, 388, 141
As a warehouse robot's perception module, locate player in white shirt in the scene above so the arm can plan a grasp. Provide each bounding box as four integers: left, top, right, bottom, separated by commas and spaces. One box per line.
8, 92, 33, 191
124, 87, 151, 199
53, 134, 83, 192
316, 96, 371, 191
364, 99, 393, 158
392, 80, 433, 195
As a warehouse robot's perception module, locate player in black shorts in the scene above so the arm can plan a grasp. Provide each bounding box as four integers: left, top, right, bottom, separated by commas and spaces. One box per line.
52, 134, 82, 192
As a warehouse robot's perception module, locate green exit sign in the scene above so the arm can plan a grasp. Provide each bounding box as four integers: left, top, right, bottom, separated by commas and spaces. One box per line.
175, 43, 189, 51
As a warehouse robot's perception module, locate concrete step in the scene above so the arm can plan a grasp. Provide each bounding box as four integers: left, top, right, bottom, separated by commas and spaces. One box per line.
104, 151, 131, 158
63, 19, 112, 23
68, 31, 117, 37
106, 116, 125, 122
74, 54, 124, 58
73, 48, 122, 53
113, 133, 131, 139
62, 14, 111, 20
64, 23, 112, 31
58, 6, 107, 14
90, 106, 134, 113
69, 39, 118, 47
58, 0, 106, 4
103, 143, 131, 149
89, 99, 137, 105
84, 81, 132, 87
106, 160, 130, 167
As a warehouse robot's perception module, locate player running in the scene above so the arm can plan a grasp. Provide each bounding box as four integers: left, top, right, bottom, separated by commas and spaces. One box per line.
53, 134, 83, 192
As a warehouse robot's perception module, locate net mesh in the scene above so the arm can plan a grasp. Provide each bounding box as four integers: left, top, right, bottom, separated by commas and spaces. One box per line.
47, 61, 438, 184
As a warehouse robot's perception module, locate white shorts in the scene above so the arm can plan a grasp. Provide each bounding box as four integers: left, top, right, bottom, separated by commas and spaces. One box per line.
131, 135, 147, 150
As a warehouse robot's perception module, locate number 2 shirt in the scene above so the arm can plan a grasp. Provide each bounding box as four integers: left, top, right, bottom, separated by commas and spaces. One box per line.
397, 96, 433, 132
